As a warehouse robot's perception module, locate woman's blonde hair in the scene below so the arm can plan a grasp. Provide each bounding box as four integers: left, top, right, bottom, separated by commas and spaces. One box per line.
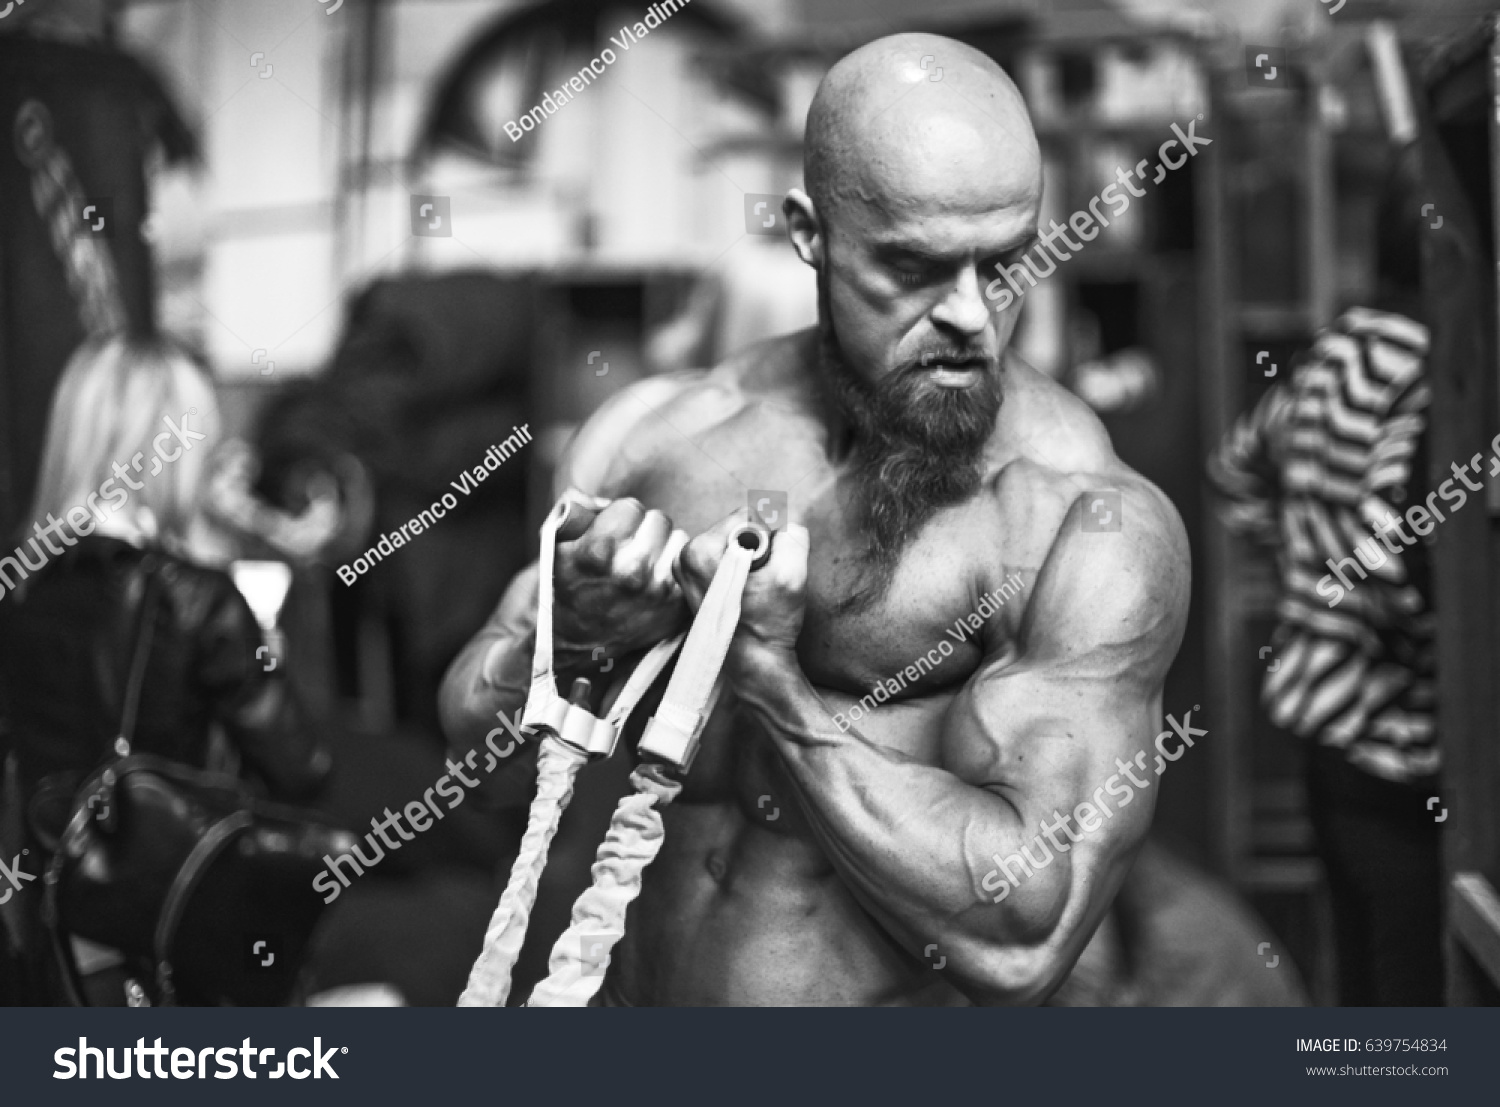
29, 335, 220, 550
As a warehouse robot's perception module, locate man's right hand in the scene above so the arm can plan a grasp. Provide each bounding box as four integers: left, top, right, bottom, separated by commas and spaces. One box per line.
551, 496, 690, 663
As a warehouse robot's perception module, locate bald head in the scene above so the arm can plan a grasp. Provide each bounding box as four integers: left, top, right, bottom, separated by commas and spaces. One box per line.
804, 34, 1041, 231
785, 32, 1043, 547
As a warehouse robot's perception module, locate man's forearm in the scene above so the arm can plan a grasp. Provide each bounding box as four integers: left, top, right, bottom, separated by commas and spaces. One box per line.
439, 622, 544, 806
439, 558, 606, 749
732, 646, 1075, 1002
440, 620, 533, 750
439, 589, 640, 805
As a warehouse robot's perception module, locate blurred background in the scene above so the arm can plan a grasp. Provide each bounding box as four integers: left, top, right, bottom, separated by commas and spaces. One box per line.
2, 0, 1498, 1006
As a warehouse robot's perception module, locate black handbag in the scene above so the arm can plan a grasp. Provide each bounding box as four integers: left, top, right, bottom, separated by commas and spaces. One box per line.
34, 554, 354, 1005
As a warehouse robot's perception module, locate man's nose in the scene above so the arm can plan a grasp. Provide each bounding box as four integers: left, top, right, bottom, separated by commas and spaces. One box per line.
929, 264, 991, 337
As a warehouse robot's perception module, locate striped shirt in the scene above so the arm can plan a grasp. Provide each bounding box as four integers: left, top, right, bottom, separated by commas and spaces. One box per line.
1208, 309, 1437, 784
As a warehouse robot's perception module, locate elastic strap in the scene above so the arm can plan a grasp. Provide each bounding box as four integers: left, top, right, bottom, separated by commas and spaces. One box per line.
456, 737, 587, 1007
459, 492, 688, 1006
115, 556, 163, 755
527, 537, 761, 1006
637, 535, 756, 770
525, 768, 681, 1007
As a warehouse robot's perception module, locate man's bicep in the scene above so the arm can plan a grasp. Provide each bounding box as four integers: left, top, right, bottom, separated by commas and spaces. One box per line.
990, 481, 1188, 805
945, 660, 1161, 853
937, 659, 1158, 976
941, 485, 1188, 905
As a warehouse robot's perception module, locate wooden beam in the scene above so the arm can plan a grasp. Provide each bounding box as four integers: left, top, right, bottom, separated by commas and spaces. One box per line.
1196, 76, 1241, 877
1416, 29, 1500, 1004
1450, 873, 1500, 989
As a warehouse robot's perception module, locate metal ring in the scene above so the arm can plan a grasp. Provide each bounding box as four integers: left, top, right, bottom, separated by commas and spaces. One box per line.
731, 523, 771, 570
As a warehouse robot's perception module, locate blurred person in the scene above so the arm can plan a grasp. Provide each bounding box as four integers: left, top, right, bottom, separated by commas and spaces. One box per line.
253, 272, 536, 736
195, 437, 354, 568
1207, 151, 1442, 1005
236, 274, 552, 1003
443, 35, 1192, 1006
0, 335, 330, 1003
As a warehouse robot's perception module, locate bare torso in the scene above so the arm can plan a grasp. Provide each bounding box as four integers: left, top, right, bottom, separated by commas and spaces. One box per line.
588, 331, 1118, 1005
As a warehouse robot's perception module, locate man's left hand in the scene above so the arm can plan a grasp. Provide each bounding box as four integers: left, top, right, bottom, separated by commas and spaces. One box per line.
677, 512, 809, 660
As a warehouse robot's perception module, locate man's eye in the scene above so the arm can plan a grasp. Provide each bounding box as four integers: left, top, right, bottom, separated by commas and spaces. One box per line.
893, 265, 931, 288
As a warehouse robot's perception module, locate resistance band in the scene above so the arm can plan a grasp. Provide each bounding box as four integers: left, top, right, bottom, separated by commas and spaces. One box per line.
459, 492, 768, 1007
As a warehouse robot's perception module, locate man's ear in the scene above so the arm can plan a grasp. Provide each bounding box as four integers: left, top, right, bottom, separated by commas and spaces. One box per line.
783, 188, 822, 269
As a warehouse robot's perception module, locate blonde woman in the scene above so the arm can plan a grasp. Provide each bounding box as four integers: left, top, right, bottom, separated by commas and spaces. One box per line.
0, 337, 332, 1002
1, 333, 330, 789
14, 334, 218, 571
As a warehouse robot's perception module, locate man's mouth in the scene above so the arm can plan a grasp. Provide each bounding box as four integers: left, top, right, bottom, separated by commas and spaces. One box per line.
916, 355, 989, 388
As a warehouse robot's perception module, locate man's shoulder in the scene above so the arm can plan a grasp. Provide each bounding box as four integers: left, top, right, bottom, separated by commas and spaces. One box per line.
556, 371, 725, 496
560, 332, 816, 496
990, 364, 1189, 665
995, 356, 1117, 475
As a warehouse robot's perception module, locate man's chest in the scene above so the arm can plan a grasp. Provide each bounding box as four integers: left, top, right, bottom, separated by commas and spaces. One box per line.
624, 430, 1025, 723
612, 411, 1048, 818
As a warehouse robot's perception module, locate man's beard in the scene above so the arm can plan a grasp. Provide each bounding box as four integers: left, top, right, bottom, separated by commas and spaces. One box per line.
818, 272, 1002, 614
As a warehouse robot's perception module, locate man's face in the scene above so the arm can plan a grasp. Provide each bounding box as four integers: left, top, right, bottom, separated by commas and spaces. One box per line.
820, 186, 1039, 419
810, 185, 1040, 608
788, 49, 1044, 606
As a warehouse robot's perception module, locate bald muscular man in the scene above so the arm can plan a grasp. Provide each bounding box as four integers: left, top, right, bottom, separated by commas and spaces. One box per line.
440, 33, 1190, 1006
